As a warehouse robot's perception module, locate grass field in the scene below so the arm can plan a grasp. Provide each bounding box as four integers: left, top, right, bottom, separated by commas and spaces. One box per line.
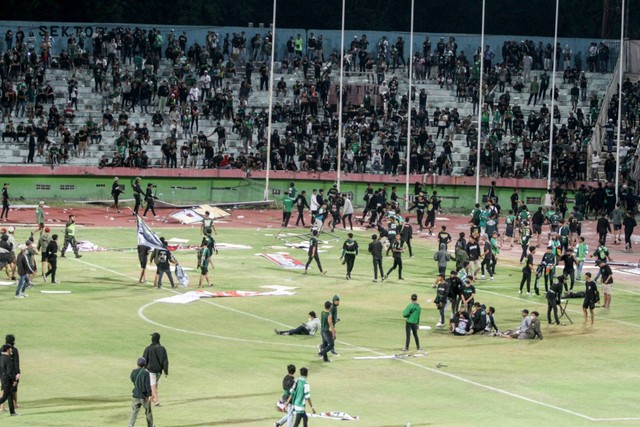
1, 223, 639, 427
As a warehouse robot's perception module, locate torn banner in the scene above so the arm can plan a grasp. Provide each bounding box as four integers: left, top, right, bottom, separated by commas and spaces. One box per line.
156, 287, 296, 304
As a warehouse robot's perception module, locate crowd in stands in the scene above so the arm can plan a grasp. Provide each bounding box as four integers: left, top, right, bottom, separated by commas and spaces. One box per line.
0, 25, 636, 187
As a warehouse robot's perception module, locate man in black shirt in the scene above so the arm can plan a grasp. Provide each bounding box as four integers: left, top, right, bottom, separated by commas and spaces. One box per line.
546, 275, 564, 325
597, 259, 613, 308
583, 272, 598, 325
520, 246, 535, 294
294, 190, 309, 227
0, 344, 18, 416
437, 226, 452, 249
368, 234, 384, 282
384, 234, 404, 280
304, 230, 326, 275
143, 332, 169, 407
152, 238, 175, 289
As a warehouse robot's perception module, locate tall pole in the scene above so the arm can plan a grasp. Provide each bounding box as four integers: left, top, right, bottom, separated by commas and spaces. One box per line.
404, 0, 415, 211
474, 0, 486, 204
336, 0, 346, 191
615, 0, 626, 202
546, 0, 559, 189
264, 0, 277, 200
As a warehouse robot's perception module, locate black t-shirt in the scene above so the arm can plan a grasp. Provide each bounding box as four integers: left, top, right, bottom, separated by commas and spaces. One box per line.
524, 254, 534, 272
308, 237, 318, 255
584, 280, 598, 301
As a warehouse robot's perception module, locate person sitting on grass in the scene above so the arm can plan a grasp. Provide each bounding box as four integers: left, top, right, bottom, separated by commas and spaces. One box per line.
449, 306, 471, 336
518, 311, 543, 340
274, 311, 321, 336
497, 309, 530, 338
468, 302, 487, 335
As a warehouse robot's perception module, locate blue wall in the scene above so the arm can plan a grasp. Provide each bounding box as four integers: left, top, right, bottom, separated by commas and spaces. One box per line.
0, 20, 620, 70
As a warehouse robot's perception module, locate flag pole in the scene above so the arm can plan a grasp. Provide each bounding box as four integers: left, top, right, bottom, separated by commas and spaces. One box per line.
615, 0, 626, 202
264, 0, 277, 201
546, 0, 559, 189
336, 0, 346, 191
475, 0, 486, 204
404, 0, 415, 211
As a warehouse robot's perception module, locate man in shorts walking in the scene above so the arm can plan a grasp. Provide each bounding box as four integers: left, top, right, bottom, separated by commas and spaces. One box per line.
143, 332, 169, 407
583, 272, 598, 325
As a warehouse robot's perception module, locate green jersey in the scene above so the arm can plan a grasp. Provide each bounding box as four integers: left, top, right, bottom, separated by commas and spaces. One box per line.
36, 206, 44, 224
65, 221, 76, 237
576, 242, 588, 261
198, 247, 211, 267
321, 310, 332, 332
282, 196, 294, 213
402, 302, 421, 324
290, 376, 310, 414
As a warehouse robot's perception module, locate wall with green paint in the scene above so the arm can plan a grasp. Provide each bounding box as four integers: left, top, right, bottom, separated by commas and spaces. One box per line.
5, 174, 549, 211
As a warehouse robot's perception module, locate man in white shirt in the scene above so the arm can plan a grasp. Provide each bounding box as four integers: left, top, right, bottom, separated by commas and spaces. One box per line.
274, 311, 321, 336
200, 71, 211, 101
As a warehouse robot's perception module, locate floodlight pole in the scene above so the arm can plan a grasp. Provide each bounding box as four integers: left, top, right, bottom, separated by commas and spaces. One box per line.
474, 0, 486, 204
404, 0, 415, 211
336, 0, 346, 191
264, 0, 277, 201
546, 0, 559, 190
615, 0, 626, 202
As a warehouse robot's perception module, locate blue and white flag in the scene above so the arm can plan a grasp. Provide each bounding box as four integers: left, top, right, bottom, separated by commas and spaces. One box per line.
136, 215, 166, 251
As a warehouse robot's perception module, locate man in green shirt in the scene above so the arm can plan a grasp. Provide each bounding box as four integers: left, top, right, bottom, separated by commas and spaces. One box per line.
402, 293, 422, 352
197, 238, 213, 288
286, 367, 315, 427
317, 301, 335, 362
60, 214, 81, 258
35, 201, 45, 236
129, 357, 154, 427
282, 192, 294, 228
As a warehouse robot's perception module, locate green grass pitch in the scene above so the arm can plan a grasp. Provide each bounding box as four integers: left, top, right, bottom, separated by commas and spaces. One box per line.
1, 225, 639, 426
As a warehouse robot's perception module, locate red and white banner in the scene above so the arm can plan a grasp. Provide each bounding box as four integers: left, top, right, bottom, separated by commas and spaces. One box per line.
260, 253, 305, 269
156, 286, 296, 304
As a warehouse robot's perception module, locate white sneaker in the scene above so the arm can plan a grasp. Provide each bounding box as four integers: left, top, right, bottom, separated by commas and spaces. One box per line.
527, 292, 531, 295
435, 322, 444, 328
481, 275, 485, 279
518, 290, 522, 294
490, 276, 494, 281
15, 295, 24, 298
20, 292, 27, 297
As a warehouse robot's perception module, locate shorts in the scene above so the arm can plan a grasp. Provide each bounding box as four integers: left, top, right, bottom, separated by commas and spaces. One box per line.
582, 299, 595, 310
505, 225, 514, 237
601, 283, 612, 295
425, 216, 435, 227
532, 224, 542, 234
614, 224, 622, 231
201, 266, 209, 275
150, 372, 161, 386
139, 254, 148, 269
41, 254, 48, 263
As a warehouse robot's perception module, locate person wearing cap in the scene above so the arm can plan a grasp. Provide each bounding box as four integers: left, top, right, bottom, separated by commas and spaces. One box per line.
35, 201, 45, 236
129, 356, 154, 427
110, 177, 124, 213
37, 227, 52, 279
60, 215, 81, 258
14, 244, 32, 298
143, 333, 169, 406
1, 183, 9, 221
402, 294, 422, 352
0, 344, 19, 416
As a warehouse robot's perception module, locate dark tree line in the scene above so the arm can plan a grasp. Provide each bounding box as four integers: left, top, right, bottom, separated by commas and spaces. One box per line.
0, 0, 636, 39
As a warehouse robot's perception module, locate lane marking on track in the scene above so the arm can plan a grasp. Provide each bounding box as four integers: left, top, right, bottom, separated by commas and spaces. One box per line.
72, 257, 640, 422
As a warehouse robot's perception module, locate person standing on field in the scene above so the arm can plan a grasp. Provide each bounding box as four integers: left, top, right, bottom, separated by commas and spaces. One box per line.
197, 238, 214, 287
132, 177, 143, 216
110, 176, 124, 213
368, 234, 384, 282
317, 301, 336, 363
385, 233, 405, 280
274, 364, 296, 427
128, 357, 154, 427
143, 332, 169, 407
304, 230, 326, 275
1, 183, 10, 221
340, 233, 358, 280
60, 214, 82, 258
35, 201, 45, 235
0, 344, 18, 416
402, 293, 422, 352
0, 335, 20, 413
583, 272, 598, 325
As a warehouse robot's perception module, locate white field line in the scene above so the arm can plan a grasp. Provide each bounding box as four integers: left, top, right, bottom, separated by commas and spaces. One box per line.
71, 257, 639, 422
